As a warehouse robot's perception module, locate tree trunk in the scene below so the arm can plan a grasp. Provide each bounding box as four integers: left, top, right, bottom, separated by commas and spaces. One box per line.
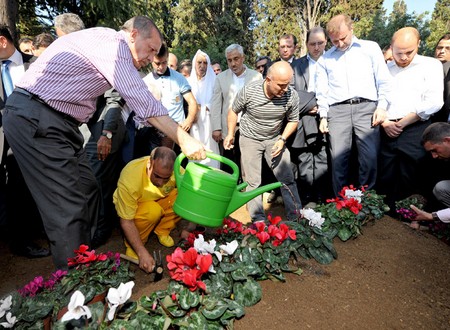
0, 0, 18, 41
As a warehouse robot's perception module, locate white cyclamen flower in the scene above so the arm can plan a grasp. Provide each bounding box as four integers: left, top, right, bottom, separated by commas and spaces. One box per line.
106, 281, 135, 321
219, 240, 239, 256
194, 234, 222, 261
301, 208, 325, 228
0, 295, 12, 318
344, 189, 363, 203
0, 312, 16, 328
61, 290, 92, 322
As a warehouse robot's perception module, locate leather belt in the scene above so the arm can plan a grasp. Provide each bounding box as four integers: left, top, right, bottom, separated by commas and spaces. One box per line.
14, 88, 82, 126
333, 97, 373, 106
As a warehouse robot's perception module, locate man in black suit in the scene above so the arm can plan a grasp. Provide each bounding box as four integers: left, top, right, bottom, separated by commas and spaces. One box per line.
85, 89, 127, 248
0, 25, 50, 258
289, 27, 331, 205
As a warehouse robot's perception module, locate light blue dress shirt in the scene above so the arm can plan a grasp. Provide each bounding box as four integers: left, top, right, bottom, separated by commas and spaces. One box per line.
315, 36, 392, 118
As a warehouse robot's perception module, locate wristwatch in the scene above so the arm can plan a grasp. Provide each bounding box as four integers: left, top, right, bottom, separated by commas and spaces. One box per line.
432, 212, 440, 221
101, 131, 113, 139
278, 136, 286, 143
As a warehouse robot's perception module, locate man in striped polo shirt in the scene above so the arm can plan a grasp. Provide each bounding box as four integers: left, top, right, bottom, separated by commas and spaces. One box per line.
224, 61, 302, 222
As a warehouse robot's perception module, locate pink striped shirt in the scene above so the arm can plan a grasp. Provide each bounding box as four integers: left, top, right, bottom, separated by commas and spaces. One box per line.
17, 27, 167, 123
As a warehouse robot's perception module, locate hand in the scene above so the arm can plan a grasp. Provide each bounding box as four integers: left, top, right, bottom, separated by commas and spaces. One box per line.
212, 130, 222, 143
381, 120, 403, 138
372, 108, 387, 126
410, 205, 433, 221
307, 106, 318, 115
97, 136, 112, 161
223, 135, 234, 150
319, 118, 329, 133
179, 134, 206, 160
179, 119, 193, 132
271, 139, 284, 158
137, 249, 156, 273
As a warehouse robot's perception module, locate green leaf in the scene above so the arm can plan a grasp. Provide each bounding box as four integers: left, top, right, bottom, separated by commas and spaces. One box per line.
231, 266, 249, 281
179, 288, 200, 310
187, 311, 208, 329
337, 226, 352, 241
201, 301, 228, 320
308, 246, 334, 265
220, 262, 239, 272
233, 278, 262, 307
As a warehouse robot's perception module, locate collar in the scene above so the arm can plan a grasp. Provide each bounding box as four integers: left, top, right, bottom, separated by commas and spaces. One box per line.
5, 49, 23, 65
156, 67, 171, 77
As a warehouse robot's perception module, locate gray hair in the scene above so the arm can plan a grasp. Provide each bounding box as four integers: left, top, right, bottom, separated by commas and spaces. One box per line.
225, 44, 244, 57
121, 16, 161, 40
54, 13, 85, 34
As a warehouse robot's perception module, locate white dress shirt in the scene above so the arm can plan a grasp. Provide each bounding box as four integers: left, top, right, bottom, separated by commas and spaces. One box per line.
386, 55, 443, 120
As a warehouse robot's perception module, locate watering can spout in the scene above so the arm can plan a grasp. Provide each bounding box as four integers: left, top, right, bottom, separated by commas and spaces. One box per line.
225, 181, 282, 215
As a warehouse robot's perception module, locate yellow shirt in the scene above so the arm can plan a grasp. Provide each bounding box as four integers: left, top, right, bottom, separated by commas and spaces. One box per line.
113, 156, 177, 220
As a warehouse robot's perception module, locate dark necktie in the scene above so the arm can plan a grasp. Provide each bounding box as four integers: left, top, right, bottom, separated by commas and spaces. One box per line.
121, 111, 136, 164
1, 60, 14, 101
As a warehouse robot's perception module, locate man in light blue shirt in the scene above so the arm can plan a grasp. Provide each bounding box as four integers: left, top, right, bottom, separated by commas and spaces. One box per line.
141, 43, 198, 151
316, 14, 392, 195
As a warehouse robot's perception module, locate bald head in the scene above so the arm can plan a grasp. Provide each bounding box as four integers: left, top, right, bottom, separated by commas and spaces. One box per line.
148, 146, 177, 187
391, 27, 420, 68
265, 61, 293, 98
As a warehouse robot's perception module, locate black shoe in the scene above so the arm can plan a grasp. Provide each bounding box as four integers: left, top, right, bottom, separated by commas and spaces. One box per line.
11, 242, 51, 259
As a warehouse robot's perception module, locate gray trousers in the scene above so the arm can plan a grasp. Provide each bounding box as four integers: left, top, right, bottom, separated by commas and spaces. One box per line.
327, 102, 379, 195
239, 135, 302, 221
3, 92, 100, 269
434, 180, 450, 208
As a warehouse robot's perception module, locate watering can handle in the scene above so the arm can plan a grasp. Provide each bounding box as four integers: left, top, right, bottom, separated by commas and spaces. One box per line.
174, 151, 239, 179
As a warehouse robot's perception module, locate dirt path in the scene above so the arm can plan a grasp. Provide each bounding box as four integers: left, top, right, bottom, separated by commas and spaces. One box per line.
1, 199, 449, 329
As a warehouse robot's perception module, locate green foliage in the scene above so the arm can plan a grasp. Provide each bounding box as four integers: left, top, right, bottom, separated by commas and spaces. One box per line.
427, 0, 450, 56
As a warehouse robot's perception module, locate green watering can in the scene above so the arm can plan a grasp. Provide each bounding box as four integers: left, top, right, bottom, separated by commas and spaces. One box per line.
173, 152, 282, 227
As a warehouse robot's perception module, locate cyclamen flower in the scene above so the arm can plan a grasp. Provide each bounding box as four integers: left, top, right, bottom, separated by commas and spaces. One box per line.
0, 312, 16, 328
61, 291, 92, 322
193, 234, 222, 262
344, 189, 363, 203
0, 295, 12, 318
301, 208, 325, 228
106, 281, 135, 321
166, 247, 212, 291
219, 240, 239, 255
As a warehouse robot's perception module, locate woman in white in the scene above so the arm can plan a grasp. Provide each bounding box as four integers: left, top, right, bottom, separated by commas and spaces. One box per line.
188, 49, 220, 168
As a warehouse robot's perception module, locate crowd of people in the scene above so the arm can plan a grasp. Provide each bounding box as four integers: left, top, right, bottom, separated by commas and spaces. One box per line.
1, 12, 449, 272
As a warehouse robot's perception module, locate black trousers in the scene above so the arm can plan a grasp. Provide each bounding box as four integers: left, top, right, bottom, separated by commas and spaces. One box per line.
3, 92, 100, 269
377, 119, 431, 209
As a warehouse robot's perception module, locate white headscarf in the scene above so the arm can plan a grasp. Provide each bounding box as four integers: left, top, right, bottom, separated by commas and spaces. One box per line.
188, 49, 216, 110
188, 49, 220, 168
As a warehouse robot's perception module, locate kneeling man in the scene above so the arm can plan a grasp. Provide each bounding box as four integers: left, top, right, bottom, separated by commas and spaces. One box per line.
114, 147, 180, 272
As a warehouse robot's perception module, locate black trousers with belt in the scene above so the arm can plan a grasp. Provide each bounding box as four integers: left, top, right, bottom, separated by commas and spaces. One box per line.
3, 91, 100, 269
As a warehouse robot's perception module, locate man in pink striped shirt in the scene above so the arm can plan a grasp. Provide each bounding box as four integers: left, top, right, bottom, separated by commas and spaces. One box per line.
2, 16, 205, 270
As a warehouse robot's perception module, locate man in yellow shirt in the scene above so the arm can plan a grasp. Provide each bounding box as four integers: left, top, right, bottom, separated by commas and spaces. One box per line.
113, 146, 180, 273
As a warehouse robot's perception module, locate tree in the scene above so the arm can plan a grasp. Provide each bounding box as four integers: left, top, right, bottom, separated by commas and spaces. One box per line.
253, 0, 302, 60
427, 0, 450, 55
171, 0, 255, 67
1, 0, 18, 40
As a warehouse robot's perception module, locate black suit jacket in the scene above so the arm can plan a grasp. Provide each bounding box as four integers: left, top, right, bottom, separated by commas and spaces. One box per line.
289, 55, 321, 149
0, 52, 35, 109
0, 52, 36, 163
433, 61, 450, 122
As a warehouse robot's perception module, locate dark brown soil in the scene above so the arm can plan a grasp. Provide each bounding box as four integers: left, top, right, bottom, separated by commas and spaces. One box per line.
1, 196, 450, 329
